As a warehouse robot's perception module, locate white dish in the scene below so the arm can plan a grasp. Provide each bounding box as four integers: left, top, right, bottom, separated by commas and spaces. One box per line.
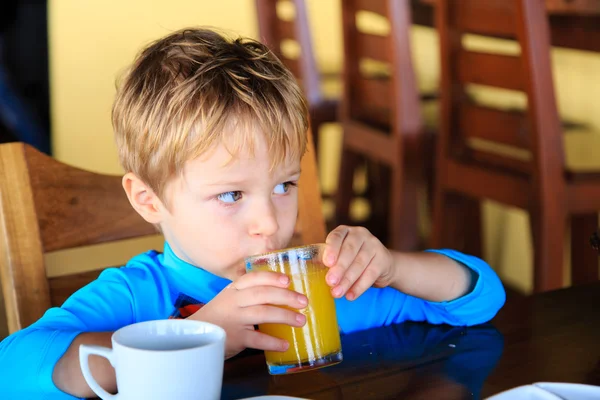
486, 382, 600, 400
238, 397, 309, 400
486, 385, 563, 400
535, 382, 600, 400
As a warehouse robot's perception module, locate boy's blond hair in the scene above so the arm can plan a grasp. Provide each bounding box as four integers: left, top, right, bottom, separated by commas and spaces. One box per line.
112, 27, 309, 200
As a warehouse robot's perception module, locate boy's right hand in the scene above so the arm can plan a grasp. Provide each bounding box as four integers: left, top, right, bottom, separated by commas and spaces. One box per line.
187, 271, 307, 359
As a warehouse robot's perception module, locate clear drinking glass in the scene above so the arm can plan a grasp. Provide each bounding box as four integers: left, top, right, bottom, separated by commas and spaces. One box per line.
245, 244, 343, 374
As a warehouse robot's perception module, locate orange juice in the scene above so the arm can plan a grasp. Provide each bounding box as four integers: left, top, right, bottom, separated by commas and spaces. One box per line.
260, 264, 341, 367
246, 245, 343, 374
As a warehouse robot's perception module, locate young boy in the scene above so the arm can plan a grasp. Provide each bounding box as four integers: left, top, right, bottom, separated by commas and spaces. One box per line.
0, 27, 505, 399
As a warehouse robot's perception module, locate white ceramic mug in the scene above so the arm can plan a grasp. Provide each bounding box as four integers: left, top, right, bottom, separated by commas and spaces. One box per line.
79, 319, 226, 400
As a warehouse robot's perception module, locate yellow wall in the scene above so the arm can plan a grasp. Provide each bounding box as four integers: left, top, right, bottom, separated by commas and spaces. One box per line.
49, 0, 344, 173
49, 1, 600, 293
50, 0, 256, 173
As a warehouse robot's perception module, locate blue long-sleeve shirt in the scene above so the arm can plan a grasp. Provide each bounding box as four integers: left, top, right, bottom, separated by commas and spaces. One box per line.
0, 243, 505, 399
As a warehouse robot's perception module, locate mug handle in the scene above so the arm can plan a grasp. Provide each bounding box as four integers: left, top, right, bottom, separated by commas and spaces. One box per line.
79, 344, 118, 399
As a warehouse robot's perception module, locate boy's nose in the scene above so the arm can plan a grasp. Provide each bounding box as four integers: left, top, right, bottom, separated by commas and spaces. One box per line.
249, 200, 279, 238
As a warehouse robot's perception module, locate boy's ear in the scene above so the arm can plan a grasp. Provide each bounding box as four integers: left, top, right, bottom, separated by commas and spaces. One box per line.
122, 172, 164, 224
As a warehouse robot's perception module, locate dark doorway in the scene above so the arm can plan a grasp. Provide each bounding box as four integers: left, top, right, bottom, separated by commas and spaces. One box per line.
0, 0, 50, 154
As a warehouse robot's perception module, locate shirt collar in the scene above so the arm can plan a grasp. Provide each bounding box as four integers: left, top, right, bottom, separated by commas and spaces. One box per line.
160, 241, 231, 303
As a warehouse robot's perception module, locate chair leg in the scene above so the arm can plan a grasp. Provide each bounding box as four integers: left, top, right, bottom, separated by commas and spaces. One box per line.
431, 189, 482, 255
463, 197, 483, 258
309, 99, 338, 158
364, 161, 389, 242
431, 187, 447, 250
571, 213, 599, 285
389, 164, 420, 251
422, 128, 437, 216
530, 207, 565, 292
309, 120, 322, 157
335, 148, 359, 227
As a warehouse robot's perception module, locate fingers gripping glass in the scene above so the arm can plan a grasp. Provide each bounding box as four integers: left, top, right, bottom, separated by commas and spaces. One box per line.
245, 244, 343, 375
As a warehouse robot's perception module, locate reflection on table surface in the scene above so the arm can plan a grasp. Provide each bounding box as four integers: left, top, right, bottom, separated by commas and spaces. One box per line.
223, 283, 600, 399
222, 322, 503, 400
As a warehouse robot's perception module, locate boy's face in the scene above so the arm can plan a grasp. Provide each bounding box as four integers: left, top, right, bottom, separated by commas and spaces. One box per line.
157, 134, 300, 280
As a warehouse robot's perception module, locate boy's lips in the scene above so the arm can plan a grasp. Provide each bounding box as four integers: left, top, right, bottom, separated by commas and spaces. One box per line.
249, 243, 283, 256
248, 248, 276, 257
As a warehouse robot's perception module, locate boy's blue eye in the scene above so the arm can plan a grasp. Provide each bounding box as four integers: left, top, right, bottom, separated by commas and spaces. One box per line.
274, 182, 295, 194
217, 191, 242, 203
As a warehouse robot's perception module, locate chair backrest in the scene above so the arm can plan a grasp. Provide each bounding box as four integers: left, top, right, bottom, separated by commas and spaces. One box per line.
255, 0, 322, 104
0, 133, 324, 333
436, 0, 564, 179
340, 0, 422, 138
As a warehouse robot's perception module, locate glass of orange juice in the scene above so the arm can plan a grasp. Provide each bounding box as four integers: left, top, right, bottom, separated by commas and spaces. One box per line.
245, 244, 343, 375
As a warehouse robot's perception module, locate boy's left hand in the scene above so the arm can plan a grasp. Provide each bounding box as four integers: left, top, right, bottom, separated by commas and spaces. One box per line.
323, 225, 394, 301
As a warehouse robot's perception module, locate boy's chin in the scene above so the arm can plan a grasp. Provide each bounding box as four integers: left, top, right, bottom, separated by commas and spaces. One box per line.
220, 262, 247, 281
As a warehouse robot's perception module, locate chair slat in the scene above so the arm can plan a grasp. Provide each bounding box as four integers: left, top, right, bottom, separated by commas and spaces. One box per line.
281, 55, 301, 78
49, 269, 103, 307
453, 0, 517, 37
445, 159, 529, 209
343, 120, 397, 167
460, 104, 529, 149
23, 146, 156, 253
354, 76, 392, 113
468, 149, 532, 175
277, 17, 296, 40
355, 32, 391, 63
569, 180, 600, 214
458, 51, 524, 91
355, 0, 387, 16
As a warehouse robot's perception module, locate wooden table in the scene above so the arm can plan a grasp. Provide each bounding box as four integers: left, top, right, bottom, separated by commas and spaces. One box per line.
412, 0, 600, 53
221, 283, 600, 399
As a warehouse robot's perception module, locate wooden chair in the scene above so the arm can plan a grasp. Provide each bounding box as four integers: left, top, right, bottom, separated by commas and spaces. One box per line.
431, 0, 600, 292
0, 134, 324, 334
335, 0, 434, 251
255, 0, 339, 155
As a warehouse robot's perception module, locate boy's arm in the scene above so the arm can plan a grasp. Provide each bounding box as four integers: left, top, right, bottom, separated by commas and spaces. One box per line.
335, 249, 505, 333
53, 332, 115, 398
0, 264, 160, 398
0, 310, 122, 399
387, 250, 474, 302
